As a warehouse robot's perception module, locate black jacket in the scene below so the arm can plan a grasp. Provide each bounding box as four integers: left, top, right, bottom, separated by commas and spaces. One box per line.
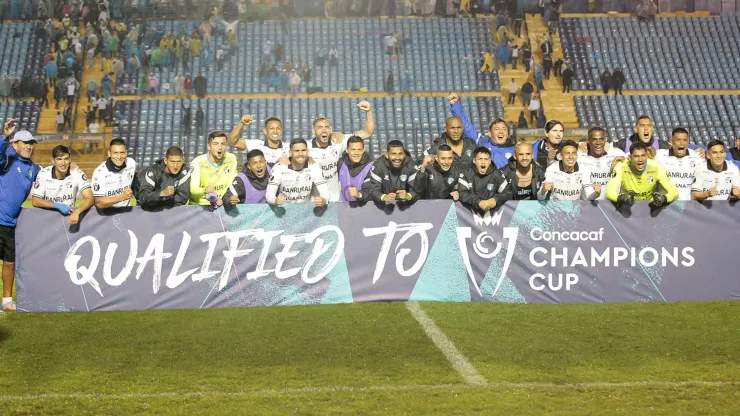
730, 147, 740, 161
459, 165, 511, 213
135, 159, 191, 210
414, 163, 465, 200
500, 158, 546, 200
423, 132, 478, 167
613, 134, 670, 153
612, 70, 625, 87
222, 164, 270, 207
361, 153, 420, 204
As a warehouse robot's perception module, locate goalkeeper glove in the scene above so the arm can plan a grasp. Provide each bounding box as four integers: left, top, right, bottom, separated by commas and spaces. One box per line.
53, 202, 71, 215
617, 190, 635, 206
651, 192, 667, 208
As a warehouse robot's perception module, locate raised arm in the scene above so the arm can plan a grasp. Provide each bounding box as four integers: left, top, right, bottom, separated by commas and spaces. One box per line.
354, 101, 374, 140
227, 114, 253, 150
189, 161, 205, 202
448, 93, 481, 141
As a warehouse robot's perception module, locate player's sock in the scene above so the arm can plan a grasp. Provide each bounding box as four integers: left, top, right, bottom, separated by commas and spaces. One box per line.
2, 297, 11, 305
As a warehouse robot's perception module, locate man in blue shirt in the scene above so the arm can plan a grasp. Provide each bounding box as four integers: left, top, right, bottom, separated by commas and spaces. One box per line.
0, 120, 41, 312
448, 93, 516, 168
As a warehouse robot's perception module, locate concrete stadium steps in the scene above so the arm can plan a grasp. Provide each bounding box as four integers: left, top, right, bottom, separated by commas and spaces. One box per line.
525, 14, 578, 128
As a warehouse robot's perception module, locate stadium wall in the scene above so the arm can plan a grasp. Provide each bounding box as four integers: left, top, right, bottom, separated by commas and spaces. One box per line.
15, 201, 740, 312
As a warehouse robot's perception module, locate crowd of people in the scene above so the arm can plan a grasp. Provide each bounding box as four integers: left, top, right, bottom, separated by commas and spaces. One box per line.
3, 90, 740, 312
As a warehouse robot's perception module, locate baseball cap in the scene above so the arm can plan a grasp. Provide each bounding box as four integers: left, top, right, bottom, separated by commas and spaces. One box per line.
10, 130, 37, 144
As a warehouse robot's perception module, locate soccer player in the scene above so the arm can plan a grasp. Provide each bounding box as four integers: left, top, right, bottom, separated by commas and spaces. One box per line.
606, 141, 679, 207
415, 144, 466, 200
448, 93, 515, 168
0, 122, 41, 312
309, 100, 375, 202
223, 149, 271, 205
691, 140, 740, 201
501, 141, 547, 201
266, 139, 328, 206
92, 138, 137, 209
32, 145, 94, 223
135, 146, 192, 210
362, 140, 419, 205
190, 130, 238, 207
227, 115, 287, 165
459, 147, 511, 214
422, 116, 478, 166
612, 115, 670, 154
337, 136, 374, 202
578, 127, 625, 199
654, 127, 702, 200
538, 140, 600, 200
532, 120, 565, 168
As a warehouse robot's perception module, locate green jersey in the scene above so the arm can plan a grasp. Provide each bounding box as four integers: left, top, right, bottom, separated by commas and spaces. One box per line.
189, 152, 238, 205
606, 158, 679, 202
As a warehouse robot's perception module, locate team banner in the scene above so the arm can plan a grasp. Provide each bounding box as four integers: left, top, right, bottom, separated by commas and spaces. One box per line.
15, 201, 740, 312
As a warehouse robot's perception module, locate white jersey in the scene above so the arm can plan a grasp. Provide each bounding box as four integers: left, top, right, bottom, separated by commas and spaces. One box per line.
540, 162, 598, 201
308, 134, 352, 202
266, 162, 329, 204
655, 148, 701, 200
244, 139, 288, 165
92, 158, 137, 207
578, 148, 625, 199
32, 166, 91, 207
691, 161, 740, 201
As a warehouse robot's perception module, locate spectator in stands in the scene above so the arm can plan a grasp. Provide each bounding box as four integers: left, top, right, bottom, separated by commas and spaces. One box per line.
0, 73, 11, 101
216, 47, 225, 71
480, 51, 494, 73
534, 61, 544, 90
422, 116, 477, 166
56, 111, 65, 132
329, 46, 339, 66
730, 137, 740, 163
362, 140, 419, 206
600, 68, 612, 95
459, 147, 510, 214
86, 78, 98, 101
45, 59, 58, 87
385, 71, 394, 94
315, 46, 327, 66
384, 34, 396, 55
184, 74, 194, 97
561, 65, 574, 93
194, 73, 207, 98
553, 58, 563, 77
148, 73, 159, 96
401, 71, 413, 95
498, 41, 510, 70
101, 73, 113, 99
96, 95, 107, 123
85, 105, 95, 132
138, 72, 148, 96
302, 63, 312, 83
274, 41, 284, 62
528, 92, 540, 125
613, 116, 670, 153
510, 43, 518, 70
507, 78, 518, 105
612, 67, 625, 96
135, 146, 191, 211
196, 105, 205, 136
517, 111, 528, 128
38, 79, 49, 109
174, 73, 185, 99
10, 74, 19, 99
182, 104, 192, 135
543, 53, 552, 79
289, 70, 301, 95
521, 42, 532, 72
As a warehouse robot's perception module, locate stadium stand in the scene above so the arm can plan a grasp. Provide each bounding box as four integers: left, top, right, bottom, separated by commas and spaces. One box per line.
559, 15, 740, 91
116, 17, 499, 95
0, 22, 49, 94
576, 94, 740, 146
114, 95, 504, 165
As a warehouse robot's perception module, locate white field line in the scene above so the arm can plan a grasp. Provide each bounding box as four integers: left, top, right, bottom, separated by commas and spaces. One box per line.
0, 381, 737, 402
405, 301, 488, 386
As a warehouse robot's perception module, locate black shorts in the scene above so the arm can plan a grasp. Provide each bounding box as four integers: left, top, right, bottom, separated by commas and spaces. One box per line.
0, 225, 16, 263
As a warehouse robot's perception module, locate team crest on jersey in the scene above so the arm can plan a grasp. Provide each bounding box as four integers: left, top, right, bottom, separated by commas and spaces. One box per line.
726, 176, 733, 183
466, 149, 472, 157
67, 182, 74, 189
81, 173, 88, 181
400, 174, 407, 182
447, 177, 455, 185
486, 184, 494, 191
505, 152, 512, 159
225, 167, 231, 174
33, 181, 40, 189
17, 167, 21, 173
93, 183, 100, 191
148, 171, 154, 177
648, 176, 654, 184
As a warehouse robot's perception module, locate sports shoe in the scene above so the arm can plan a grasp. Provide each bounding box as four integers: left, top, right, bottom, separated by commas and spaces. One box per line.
1, 301, 16, 312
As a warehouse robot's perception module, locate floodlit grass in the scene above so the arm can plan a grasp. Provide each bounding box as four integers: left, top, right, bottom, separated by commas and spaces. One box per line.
0, 301, 738, 414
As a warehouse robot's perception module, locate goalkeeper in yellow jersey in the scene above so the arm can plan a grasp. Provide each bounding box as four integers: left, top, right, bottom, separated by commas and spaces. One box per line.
190, 130, 238, 208
606, 141, 679, 207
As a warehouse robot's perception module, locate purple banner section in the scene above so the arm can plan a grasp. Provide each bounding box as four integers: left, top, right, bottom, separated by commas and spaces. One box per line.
14, 201, 740, 312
